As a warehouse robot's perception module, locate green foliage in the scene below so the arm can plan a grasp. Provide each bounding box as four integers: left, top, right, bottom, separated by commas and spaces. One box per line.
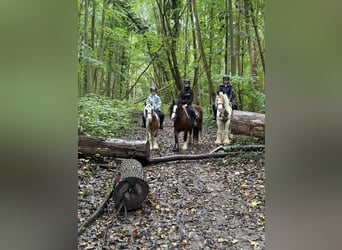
78, 94, 137, 138
231, 75, 265, 113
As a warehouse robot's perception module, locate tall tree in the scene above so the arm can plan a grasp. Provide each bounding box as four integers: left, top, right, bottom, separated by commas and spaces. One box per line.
192, 0, 214, 103
228, 0, 236, 75
95, 0, 107, 95
83, 0, 92, 93
250, 1, 265, 75
244, 0, 258, 90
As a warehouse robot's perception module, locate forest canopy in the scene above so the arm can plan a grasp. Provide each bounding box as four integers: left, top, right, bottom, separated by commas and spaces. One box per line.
78, 0, 265, 113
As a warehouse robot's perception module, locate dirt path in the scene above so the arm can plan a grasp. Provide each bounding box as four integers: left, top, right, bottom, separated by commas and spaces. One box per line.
78, 116, 265, 249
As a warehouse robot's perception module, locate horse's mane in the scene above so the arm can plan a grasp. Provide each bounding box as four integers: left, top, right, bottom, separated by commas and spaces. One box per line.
219, 92, 231, 111
169, 100, 181, 118
169, 101, 175, 118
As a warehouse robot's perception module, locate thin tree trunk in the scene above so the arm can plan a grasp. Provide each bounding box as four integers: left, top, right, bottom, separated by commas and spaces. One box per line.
228, 0, 236, 75
155, 0, 182, 90
83, 0, 92, 93
236, 0, 242, 76
244, 0, 258, 90
250, 2, 265, 75
225, 0, 229, 73
192, 0, 214, 103
189, 0, 200, 104
95, 0, 107, 95
89, 0, 96, 93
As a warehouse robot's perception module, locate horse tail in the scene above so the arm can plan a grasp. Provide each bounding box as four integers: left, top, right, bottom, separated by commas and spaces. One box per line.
193, 126, 199, 142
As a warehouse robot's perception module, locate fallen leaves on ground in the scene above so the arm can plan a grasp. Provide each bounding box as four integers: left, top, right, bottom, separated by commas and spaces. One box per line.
78, 117, 265, 249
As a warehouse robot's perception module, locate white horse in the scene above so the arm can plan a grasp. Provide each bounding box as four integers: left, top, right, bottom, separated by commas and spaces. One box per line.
215, 92, 233, 145
144, 102, 159, 150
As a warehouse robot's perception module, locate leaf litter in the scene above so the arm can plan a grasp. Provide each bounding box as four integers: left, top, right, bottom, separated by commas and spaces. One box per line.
78, 116, 265, 249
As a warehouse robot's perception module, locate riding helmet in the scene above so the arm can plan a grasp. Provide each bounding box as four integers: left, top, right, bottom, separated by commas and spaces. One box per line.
183, 79, 190, 84
223, 75, 230, 81
150, 87, 157, 92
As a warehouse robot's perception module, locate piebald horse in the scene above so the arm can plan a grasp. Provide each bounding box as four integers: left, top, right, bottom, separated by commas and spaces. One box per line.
144, 102, 159, 150
169, 101, 203, 152
215, 92, 233, 145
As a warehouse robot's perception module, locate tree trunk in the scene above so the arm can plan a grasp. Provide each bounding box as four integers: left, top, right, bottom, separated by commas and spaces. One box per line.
250, 2, 265, 75
236, 0, 242, 76
231, 110, 265, 138
78, 137, 150, 164
149, 152, 238, 163
83, 0, 92, 93
95, 0, 107, 95
228, 0, 236, 75
192, 0, 214, 103
244, 0, 259, 90
189, 0, 200, 104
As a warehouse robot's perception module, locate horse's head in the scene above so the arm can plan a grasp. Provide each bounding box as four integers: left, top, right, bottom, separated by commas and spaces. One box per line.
216, 92, 232, 120
169, 101, 179, 121
216, 92, 225, 112
144, 101, 154, 119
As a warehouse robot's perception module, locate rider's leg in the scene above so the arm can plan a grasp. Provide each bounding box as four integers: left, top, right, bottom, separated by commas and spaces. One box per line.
141, 113, 146, 128
157, 110, 164, 129
212, 103, 217, 120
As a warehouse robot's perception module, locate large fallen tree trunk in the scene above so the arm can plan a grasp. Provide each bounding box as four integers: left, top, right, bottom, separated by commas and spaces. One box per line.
231, 110, 265, 138
78, 137, 150, 164
78, 136, 264, 165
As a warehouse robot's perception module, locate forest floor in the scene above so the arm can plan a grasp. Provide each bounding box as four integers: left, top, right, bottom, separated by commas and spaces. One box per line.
78, 115, 265, 250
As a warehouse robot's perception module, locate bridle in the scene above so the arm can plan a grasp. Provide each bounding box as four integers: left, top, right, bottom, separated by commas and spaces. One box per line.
217, 97, 224, 112
145, 102, 155, 118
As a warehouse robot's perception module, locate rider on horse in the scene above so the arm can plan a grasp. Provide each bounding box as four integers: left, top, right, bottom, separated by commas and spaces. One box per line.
142, 87, 164, 129
212, 75, 238, 120
178, 79, 198, 127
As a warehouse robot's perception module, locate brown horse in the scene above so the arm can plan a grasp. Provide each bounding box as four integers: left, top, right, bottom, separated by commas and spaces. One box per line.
144, 102, 159, 150
169, 101, 203, 152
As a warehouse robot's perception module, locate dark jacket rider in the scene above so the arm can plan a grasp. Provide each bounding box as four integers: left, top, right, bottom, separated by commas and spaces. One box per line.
178, 79, 198, 127
212, 75, 238, 120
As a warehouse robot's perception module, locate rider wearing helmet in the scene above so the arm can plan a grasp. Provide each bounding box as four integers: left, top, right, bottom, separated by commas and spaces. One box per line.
212, 75, 238, 120
178, 79, 198, 127
142, 87, 164, 129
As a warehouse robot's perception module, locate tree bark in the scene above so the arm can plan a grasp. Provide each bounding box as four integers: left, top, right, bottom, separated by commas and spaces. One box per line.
78, 137, 150, 164
148, 152, 240, 163
231, 110, 265, 138
250, 2, 265, 75
192, 0, 214, 103
228, 0, 236, 75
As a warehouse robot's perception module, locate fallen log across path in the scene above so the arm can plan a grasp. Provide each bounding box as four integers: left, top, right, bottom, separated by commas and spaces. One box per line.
148, 145, 264, 164
78, 136, 264, 165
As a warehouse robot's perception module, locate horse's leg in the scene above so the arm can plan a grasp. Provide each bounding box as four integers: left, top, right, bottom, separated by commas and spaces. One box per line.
182, 129, 191, 150
148, 130, 154, 150
152, 129, 159, 149
228, 118, 233, 140
223, 121, 230, 145
199, 122, 203, 143
215, 120, 223, 145
172, 131, 180, 152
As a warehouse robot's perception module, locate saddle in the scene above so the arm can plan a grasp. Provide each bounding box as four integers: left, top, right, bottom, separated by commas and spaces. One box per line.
182, 105, 198, 120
